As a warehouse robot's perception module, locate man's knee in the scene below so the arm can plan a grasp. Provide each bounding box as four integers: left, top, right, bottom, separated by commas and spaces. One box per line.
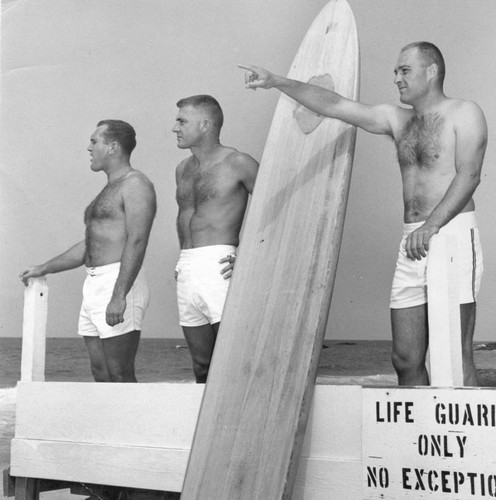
89, 362, 112, 382
391, 346, 424, 373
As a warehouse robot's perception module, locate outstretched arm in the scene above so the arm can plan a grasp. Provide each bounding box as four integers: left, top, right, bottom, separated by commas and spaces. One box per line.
19, 240, 86, 285
239, 64, 395, 136
404, 101, 487, 260
106, 174, 157, 326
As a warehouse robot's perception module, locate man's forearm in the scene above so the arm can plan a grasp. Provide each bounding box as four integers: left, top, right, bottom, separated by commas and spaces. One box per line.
42, 240, 86, 274
111, 239, 148, 300
426, 174, 480, 229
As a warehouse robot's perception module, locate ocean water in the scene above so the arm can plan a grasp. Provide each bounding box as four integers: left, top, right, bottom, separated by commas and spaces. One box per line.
0, 337, 398, 388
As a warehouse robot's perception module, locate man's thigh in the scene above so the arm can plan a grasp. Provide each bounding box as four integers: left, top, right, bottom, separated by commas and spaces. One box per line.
102, 330, 141, 370
391, 304, 429, 360
182, 323, 218, 362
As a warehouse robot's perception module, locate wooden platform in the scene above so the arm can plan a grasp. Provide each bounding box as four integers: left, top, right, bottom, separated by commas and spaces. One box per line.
10, 382, 496, 499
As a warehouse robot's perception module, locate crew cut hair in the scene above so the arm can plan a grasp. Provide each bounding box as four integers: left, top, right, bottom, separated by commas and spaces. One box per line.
402, 41, 446, 86
176, 94, 224, 130
97, 119, 137, 156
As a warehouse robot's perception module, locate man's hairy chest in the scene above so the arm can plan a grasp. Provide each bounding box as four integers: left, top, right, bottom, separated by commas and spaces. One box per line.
177, 164, 240, 209
396, 112, 446, 169
84, 184, 124, 223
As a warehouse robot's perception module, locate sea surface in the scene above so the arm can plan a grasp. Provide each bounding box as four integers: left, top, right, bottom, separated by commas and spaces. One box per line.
0, 337, 401, 388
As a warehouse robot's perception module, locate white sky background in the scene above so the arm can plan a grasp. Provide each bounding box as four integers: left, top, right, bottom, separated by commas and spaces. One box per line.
1, 0, 495, 341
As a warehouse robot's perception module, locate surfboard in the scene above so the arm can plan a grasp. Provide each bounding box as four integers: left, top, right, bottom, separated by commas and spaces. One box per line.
181, 1, 359, 498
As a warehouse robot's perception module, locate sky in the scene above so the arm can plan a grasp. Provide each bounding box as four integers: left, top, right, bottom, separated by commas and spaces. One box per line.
1, 0, 495, 341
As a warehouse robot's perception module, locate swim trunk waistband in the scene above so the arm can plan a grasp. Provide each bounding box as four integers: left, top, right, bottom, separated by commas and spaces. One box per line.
402, 211, 477, 235
85, 262, 121, 276
179, 245, 236, 261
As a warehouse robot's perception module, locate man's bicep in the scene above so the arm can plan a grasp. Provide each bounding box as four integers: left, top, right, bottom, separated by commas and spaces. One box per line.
239, 156, 259, 194
455, 103, 488, 173
333, 100, 395, 135
124, 181, 157, 237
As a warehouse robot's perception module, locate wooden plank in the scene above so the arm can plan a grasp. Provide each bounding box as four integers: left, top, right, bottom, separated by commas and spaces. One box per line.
426, 234, 464, 386
21, 278, 48, 382
293, 459, 362, 499
11, 384, 363, 494
14, 382, 203, 446
11, 440, 188, 492
300, 385, 362, 459
181, 2, 359, 497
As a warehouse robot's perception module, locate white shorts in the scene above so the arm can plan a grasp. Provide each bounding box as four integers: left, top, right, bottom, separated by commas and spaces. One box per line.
175, 245, 236, 327
390, 212, 483, 309
78, 262, 150, 339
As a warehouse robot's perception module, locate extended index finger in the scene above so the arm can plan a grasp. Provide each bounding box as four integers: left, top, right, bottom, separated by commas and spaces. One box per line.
238, 63, 258, 72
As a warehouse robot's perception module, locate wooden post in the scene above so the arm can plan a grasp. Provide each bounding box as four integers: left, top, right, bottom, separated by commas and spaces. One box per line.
21, 277, 48, 382
14, 476, 39, 500
426, 233, 464, 386
15, 277, 48, 498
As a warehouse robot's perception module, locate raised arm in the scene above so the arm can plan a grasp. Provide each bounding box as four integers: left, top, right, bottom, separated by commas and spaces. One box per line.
405, 101, 487, 260
239, 64, 395, 136
106, 173, 157, 326
19, 240, 86, 286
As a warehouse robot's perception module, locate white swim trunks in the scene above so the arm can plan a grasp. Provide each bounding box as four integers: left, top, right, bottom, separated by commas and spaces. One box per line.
78, 262, 150, 338
390, 211, 483, 309
175, 245, 236, 327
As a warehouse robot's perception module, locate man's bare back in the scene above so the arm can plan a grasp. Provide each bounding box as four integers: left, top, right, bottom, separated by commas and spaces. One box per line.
176, 146, 255, 249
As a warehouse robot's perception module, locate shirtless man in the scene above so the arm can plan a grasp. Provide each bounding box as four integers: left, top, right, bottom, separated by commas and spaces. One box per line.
20, 120, 156, 383
173, 95, 259, 383
240, 41, 487, 386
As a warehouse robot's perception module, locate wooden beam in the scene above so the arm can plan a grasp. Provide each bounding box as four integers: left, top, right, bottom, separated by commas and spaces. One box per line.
10, 383, 363, 497
21, 277, 48, 382
426, 233, 464, 386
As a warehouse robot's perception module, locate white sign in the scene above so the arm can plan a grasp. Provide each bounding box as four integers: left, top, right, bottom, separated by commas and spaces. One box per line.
363, 388, 496, 499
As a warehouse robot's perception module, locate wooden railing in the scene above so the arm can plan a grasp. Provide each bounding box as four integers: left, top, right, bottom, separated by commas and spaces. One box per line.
20, 277, 48, 383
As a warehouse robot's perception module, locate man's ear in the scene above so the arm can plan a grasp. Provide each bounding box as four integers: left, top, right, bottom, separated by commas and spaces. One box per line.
108, 141, 119, 155
426, 63, 438, 82
200, 119, 211, 133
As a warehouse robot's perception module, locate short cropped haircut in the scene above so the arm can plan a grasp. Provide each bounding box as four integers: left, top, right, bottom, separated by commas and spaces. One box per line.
97, 119, 137, 156
401, 41, 446, 85
176, 95, 224, 130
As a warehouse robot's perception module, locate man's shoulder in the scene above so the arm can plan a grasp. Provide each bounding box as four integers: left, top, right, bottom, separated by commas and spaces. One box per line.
376, 103, 413, 133
222, 147, 258, 169
176, 156, 194, 174
122, 170, 156, 197
444, 98, 484, 116
126, 169, 154, 185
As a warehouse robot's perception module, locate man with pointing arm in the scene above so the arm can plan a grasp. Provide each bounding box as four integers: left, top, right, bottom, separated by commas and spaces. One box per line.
240, 41, 487, 386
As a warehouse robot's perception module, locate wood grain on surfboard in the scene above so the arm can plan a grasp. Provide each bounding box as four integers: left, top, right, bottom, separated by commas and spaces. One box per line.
181, 1, 359, 498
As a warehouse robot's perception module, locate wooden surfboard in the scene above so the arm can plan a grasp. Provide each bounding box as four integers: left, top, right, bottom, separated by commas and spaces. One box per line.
181, 1, 359, 498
